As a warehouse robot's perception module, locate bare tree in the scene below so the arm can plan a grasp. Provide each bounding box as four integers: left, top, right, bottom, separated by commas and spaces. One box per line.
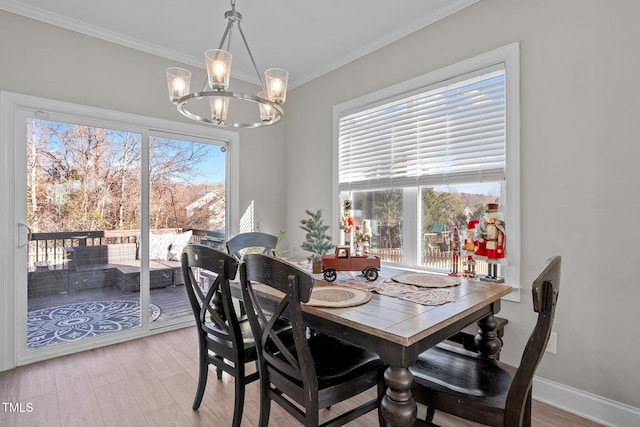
27, 121, 224, 234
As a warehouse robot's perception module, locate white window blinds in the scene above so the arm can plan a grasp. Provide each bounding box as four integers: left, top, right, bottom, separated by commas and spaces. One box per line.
338, 66, 505, 191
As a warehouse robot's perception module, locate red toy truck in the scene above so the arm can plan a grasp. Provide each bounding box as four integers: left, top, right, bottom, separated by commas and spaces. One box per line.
321, 246, 381, 282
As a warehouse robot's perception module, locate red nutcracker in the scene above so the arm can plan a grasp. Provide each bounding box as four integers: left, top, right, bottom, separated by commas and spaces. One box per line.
475, 203, 506, 282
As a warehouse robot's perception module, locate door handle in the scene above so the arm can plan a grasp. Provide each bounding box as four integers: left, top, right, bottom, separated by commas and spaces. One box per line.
18, 222, 32, 248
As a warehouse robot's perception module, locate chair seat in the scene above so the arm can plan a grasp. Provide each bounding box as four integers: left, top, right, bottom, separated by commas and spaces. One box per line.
205, 317, 292, 351
410, 343, 516, 408
280, 334, 383, 389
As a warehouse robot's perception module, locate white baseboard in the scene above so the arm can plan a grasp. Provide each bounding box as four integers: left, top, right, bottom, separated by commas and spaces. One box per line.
533, 376, 640, 427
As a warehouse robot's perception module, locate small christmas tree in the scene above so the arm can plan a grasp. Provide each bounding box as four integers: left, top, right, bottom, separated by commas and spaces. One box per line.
300, 209, 333, 271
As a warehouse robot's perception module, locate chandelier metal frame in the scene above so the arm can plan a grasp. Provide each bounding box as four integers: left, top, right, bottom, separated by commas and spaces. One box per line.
167, 1, 286, 128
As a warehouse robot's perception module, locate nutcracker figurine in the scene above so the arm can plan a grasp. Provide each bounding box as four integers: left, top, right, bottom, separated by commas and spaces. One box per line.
463, 219, 479, 279
339, 199, 354, 252
475, 203, 506, 282
361, 219, 372, 255
449, 227, 461, 276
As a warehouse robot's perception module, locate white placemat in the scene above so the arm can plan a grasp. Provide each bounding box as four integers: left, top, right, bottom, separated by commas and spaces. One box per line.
391, 272, 461, 288
304, 286, 372, 308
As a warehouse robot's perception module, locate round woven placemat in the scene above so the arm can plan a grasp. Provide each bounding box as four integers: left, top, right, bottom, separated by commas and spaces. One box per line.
391, 272, 461, 288
304, 286, 372, 308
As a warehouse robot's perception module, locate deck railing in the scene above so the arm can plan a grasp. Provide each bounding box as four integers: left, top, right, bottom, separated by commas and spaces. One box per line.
28, 228, 210, 268
369, 247, 489, 275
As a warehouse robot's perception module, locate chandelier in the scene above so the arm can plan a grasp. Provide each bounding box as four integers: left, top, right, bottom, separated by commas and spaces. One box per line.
165, 0, 288, 128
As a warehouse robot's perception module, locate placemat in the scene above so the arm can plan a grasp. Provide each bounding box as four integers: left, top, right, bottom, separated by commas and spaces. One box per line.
302, 264, 455, 306
304, 286, 372, 308
373, 283, 455, 305
391, 272, 461, 288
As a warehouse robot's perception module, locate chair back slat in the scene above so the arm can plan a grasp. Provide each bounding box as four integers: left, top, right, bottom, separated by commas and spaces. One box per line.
182, 244, 241, 346
226, 232, 278, 260
505, 255, 561, 425
240, 253, 316, 386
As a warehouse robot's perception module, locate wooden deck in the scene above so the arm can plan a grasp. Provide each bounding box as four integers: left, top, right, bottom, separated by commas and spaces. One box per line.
28, 283, 193, 323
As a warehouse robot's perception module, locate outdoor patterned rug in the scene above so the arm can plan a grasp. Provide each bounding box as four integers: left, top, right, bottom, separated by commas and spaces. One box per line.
27, 300, 161, 349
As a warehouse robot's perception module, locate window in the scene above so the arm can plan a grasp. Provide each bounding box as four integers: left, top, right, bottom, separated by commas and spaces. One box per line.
333, 44, 520, 298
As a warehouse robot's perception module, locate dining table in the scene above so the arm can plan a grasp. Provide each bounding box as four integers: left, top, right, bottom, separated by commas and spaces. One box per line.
232, 266, 512, 426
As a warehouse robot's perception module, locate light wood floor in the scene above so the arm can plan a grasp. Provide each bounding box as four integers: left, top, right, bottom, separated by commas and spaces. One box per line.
0, 326, 603, 427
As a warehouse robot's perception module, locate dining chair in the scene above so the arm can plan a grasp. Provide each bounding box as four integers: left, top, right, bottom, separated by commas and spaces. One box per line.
181, 244, 262, 427
409, 255, 561, 427
226, 231, 278, 260
239, 253, 387, 427
226, 231, 279, 318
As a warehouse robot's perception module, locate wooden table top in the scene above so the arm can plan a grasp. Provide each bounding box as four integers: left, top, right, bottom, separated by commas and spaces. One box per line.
249, 273, 512, 349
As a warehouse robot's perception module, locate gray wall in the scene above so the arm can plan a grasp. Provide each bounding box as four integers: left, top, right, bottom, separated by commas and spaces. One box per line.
2, 0, 640, 413
284, 0, 640, 409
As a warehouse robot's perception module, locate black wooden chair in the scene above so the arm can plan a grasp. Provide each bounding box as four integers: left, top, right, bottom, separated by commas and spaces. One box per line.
181, 244, 260, 427
226, 231, 278, 260
239, 253, 386, 427
409, 255, 561, 427
226, 231, 279, 317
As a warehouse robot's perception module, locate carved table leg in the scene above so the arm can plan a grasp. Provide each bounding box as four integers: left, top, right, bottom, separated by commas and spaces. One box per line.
380, 366, 417, 427
474, 313, 502, 359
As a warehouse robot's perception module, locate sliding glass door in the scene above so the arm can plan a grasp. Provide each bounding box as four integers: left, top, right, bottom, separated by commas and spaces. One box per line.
6, 92, 236, 364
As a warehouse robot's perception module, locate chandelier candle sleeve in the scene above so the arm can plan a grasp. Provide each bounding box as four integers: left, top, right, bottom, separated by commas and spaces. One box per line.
265, 68, 289, 104
258, 91, 275, 121
166, 67, 192, 102
205, 49, 232, 89
210, 96, 230, 123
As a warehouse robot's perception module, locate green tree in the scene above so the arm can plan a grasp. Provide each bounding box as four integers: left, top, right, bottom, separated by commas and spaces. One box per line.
300, 209, 333, 262
438, 192, 467, 228
422, 188, 446, 232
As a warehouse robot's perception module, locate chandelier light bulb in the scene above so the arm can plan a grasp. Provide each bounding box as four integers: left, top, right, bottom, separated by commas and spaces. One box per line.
213, 61, 227, 80
173, 78, 186, 92
271, 79, 283, 97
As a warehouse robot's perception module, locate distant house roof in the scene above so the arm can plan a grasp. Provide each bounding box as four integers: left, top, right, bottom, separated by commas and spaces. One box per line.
186, 190, 225, 218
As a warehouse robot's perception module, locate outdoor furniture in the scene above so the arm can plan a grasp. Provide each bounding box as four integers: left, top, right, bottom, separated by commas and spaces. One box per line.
60, 231, 194, 293
410, 256, 561, 426
64, 243, 182, 293
239, 253, 386, 427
